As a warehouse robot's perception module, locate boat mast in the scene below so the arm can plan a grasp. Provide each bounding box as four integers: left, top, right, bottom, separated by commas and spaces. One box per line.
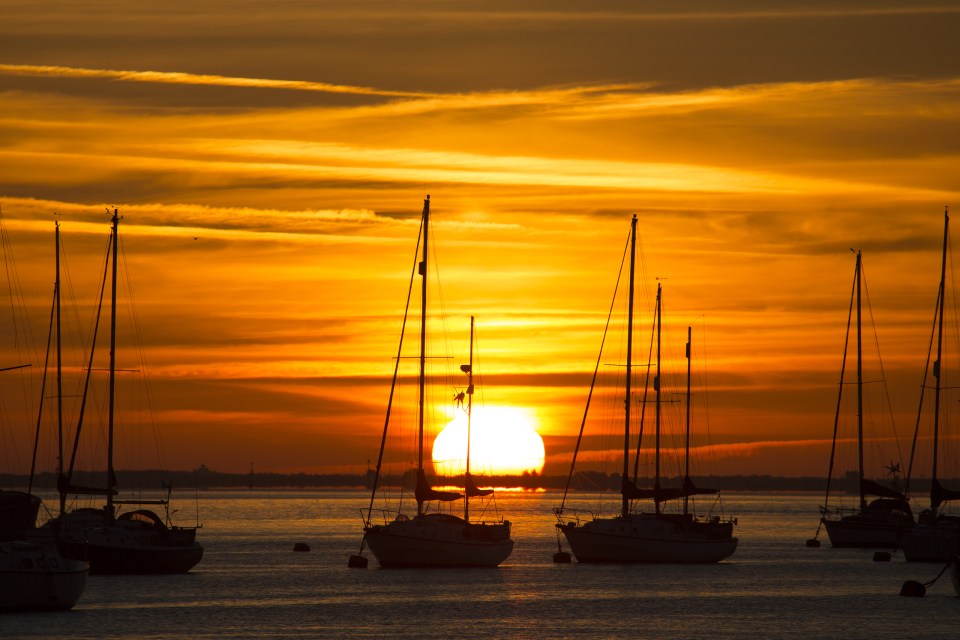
855, 250, 865, 510
55, 221, 65, 515
684, 326, 691, 515
417, 196, 430, 518
931, 208, 949, 510
106, 209, 120, 516
622, 214, 636, 518
654, 282, 662, 515
465, 315, 475, 522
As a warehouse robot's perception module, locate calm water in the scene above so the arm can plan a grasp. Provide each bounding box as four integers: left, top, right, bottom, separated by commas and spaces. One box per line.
2, 490, 958, 639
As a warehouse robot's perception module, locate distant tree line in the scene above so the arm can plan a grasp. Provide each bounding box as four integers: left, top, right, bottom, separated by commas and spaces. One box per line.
3, 465, 945, 494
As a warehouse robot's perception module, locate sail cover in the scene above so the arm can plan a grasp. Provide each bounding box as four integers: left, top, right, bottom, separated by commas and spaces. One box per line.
931, 479, 960, 509
57, 473, 117, 497
465, 473, 494, 497
861, 478, 907, 501
681, 475, 718, 497
415, 470, 463, 503
621, 475, 717, 503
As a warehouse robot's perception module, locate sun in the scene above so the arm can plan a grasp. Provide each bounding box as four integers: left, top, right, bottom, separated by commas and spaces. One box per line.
432, 406, 545, 476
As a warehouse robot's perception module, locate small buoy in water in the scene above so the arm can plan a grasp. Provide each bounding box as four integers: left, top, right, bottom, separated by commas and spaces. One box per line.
553, 551, 572, 563
348, 554, 368, 569
874, 551, 892, 562
293, 542, 310, 552
900, 580, 926, 597
805, 539, 821, 548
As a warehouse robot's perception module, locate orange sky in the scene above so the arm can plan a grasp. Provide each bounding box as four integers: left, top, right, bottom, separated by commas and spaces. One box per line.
1, 1, 959, 479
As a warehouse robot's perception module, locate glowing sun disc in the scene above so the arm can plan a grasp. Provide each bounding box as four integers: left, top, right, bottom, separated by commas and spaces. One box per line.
432, 406, 545, 476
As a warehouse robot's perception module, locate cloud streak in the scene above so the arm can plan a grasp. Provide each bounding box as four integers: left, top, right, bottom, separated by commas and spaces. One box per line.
0, 64, 434, 99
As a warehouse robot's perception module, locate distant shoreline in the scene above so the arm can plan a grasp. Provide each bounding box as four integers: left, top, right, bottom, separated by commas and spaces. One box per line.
3, 468, 932, 494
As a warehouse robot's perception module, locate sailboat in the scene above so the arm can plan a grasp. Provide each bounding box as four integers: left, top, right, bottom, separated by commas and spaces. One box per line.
555, 214, 738, 563
902, 208, 960, 562
0, 216, 88, 611
0, 491, 88, 611
350, 196, 513, 568
41, 210, 203, 574
815, 250, 915, 548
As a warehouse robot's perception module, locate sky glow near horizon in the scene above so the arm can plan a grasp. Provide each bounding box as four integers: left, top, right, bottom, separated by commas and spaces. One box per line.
1, 0, 959, 481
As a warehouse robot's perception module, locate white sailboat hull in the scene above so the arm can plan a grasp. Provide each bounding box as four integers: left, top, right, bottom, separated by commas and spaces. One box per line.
364, 513, 513, 568
558, 513, 737, 563
0, 541, 88, 611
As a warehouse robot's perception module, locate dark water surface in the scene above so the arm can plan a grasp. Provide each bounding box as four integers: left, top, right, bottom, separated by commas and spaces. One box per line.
2, 491, 957, 639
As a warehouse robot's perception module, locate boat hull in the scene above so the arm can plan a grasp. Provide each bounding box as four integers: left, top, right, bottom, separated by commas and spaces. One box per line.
821, 515, 914, 549
0, 541, 88, 611
364, 513, 513, 568
557, 513, 738, 563
901, 520, 960, 562
59, 539, 204, 575
48, 508, 203, 575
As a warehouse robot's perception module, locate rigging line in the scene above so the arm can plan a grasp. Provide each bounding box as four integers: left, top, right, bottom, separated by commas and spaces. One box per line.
0, 208, 24, 355
118, 232, 167, 473
66, 227, 112, 485
860, 261, 906, 472
0, 212, 45, 473
631, 293, 656, 484
60, 226, 110, 472
633, 276, 657, 484
946, 229, 960, 418
29, 282, 56, 495
27, 284, 56, 493
426, 221, 449, 469
0, 211, 21, 472
557, 223, 631, 515
425, 223, 463, 486
360, 207, 424, 550
820, 253, 858, 525
938, 228, 960, 485
472, 322, 484, 414
693, 317, 725, 515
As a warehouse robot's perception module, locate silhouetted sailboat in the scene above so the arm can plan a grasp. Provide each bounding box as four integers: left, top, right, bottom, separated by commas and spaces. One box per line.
0, 490, 88, 611
555, 214, 737, 563
42, 210, 203, 574
349, 196, 513, 568
0, 215, 88, 611
902, 208, 960, 562
815, 250, 914, 548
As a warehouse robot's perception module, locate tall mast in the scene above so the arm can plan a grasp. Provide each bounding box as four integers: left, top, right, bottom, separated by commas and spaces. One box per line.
55, 221, 65, 514
931, 208, 949, 509
622, 214, 636, 518
464, 315, 475, 522
654, 282, 662, 515
684, 326, 691, 515
417, 196, 430, 517
106, 209, 119, 515
855, 251, 864, 510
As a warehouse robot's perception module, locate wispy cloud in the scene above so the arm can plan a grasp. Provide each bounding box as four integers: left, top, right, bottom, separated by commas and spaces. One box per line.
0, 64, 434, 99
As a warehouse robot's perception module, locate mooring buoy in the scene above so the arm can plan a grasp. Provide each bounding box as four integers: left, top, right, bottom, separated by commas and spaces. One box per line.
293, 542, 310, 552
553, 551, 572, 563
348, 554, 368, 568
805, 538, 821, 548
873, 551, 892, 562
